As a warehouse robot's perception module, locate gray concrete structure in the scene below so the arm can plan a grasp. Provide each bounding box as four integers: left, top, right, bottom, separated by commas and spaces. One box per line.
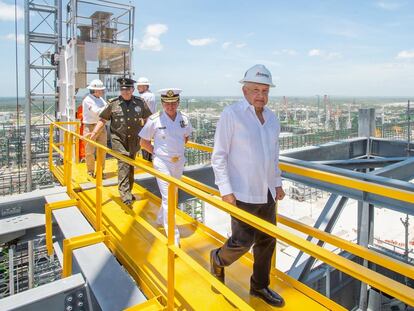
0, 274, 87, 311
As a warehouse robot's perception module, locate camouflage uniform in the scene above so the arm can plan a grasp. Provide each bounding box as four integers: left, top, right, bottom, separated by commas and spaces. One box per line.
99, 95, 152, 203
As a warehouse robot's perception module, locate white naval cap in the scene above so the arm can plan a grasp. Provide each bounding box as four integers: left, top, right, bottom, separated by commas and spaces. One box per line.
158, 88, 182, 103
87, 79, 106, 90
137, 77, 151, 86
239, 64, 275, 87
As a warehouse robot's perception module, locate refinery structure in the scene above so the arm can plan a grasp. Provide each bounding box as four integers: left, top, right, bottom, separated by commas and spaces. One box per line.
0, 0, 413, 310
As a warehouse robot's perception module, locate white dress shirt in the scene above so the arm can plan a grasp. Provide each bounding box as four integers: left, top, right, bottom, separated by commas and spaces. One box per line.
139, 111, 192, 160
211, 98, 282, 204
82, 94, 107, 124
139, 90, 157, 114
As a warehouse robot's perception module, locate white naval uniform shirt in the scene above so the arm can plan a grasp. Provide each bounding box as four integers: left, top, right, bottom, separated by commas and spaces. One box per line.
211, 98, 282, 204
82, 94, 107, 124
139, 91, 157, 114
139, 111, 193, 160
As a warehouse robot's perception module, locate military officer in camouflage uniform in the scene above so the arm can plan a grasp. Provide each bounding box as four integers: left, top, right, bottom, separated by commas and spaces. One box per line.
87, 77, 152, 205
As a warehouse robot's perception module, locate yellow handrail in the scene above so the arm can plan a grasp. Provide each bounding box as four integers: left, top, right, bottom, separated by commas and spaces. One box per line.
49, 122, 414, 308
62, 231, 108, 277
180, 175, 414, 280
183, 141, 414, 204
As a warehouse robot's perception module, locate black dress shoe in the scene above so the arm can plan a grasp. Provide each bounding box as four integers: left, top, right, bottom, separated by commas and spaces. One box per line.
210, 249, 224, 283
123, 199, 133, 206
250, 287, 284, 307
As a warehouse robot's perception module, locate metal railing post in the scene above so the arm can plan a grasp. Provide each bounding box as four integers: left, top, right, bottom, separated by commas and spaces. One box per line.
62, 232, 107, 278
167, 183, 177, 311
75, 122, 80, 164
95, 148, 103, 231
45, 203, 53, 256
66, 132, 73, 195
48, 124, 54, 173
44, 199, 78, 256
63, 131, 68, 186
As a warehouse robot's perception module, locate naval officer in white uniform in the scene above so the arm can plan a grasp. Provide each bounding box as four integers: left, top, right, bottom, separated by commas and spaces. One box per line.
139, 88, 193, 245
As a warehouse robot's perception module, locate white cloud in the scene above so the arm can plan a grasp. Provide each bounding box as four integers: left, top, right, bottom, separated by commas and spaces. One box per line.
235, 43, 247, 49
222, 41, 232, 49
2, 33, 24, 44
187, 37, 216, 46
308, 49, 342, 59
273, 49, 298, 56
139, 24, 168, 51
308, 49, 322, 57
0, 1, 23, 21
396, 50, 414, 59
375, 1, 403, 10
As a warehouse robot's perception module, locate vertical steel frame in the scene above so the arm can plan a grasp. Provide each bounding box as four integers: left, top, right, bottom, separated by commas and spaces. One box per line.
24, 0, 62, 191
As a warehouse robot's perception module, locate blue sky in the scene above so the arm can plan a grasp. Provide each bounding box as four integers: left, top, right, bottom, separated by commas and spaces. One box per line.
1, 0, 414, 96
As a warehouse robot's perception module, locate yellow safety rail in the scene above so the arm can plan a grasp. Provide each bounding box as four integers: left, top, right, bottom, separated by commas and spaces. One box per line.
45, 199, 78, 256
184, 143, 414, 204
62, 231, 108, 277
48, 122, 414, 309
181, 176, 414, 283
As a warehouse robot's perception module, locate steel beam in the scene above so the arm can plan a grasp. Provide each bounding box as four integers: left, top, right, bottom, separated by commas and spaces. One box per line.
312, 157, 407, 170
288, 194, 348, 280
8, 245, 15, 296
357, 200, 374, 311
28, 240, 34, 289
371, 156, 414, 181
371, 138, 414, 157
24, 0, 32, 191
280, 157, 414, 215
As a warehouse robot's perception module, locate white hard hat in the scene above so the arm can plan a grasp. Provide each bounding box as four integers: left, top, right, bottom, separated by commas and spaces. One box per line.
239, 64, 275, 87
137, 77, 150, 86
87, 79, 106, 90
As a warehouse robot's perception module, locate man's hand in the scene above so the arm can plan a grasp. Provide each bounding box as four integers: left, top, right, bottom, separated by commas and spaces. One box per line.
84, 132, 97, 141
275, 186, 285, 201
222, 193, 236, 206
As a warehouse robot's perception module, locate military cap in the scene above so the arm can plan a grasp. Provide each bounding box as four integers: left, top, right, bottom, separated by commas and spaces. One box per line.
117, 77, 136, 89
158, 88, 182, 103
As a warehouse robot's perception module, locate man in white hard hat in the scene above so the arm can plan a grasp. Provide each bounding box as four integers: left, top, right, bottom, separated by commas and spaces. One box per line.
137, 77, 156, 161
210, 64, 285, 307
82, 79, 108, 178
139, 88, 192, 246
137, 77, 156, 113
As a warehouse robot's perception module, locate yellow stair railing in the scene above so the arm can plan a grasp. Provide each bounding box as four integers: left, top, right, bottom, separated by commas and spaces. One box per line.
47, 122, 414, 310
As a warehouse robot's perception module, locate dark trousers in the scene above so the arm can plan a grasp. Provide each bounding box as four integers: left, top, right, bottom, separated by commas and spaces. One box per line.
215, 190, 276, 290
118, 151, 137, 202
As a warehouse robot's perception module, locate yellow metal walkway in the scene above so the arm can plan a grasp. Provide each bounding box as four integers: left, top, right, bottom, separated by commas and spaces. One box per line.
53, 159, 338, 310
47, 122, 414, 310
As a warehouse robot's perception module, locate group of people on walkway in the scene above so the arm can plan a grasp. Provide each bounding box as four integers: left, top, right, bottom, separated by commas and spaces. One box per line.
81, 64, 285, 307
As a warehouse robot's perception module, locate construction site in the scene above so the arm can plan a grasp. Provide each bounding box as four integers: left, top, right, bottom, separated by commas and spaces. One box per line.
0, 0, 413, 310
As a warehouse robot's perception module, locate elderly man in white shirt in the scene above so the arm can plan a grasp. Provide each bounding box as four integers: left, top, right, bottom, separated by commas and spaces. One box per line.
82, 79, 108, 178
210, 64, 285, 307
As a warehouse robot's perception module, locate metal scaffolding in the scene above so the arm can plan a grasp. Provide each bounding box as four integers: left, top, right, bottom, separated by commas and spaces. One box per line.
0, 237, 62, 298
24, 0, 62, 192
